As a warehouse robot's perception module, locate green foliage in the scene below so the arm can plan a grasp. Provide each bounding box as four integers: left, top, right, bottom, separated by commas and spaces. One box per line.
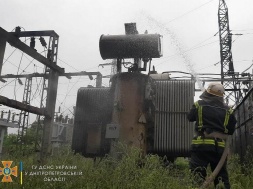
228, 153, 253, 189
0, 143, 252, 189
3, 123, 42, 157
3, 133, 17, 151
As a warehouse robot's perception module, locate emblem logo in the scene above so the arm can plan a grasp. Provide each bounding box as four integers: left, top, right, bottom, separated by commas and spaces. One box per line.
0, 161, 18, 182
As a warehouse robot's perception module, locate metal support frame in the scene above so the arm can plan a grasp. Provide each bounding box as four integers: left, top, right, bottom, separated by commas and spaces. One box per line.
218, 0, 243, 105
35, 65, 49, 153
38, 34, 60, 161
162, 72, 252, 98
0, 70, 103, 154
17, 76, 32, 149
99, 61, 117, 78
0, 71, 103, 86
0, 28, 64, 73
0, 95, 46, 115
0, 70, 102, 151
125, 23, 142, 73
40, 70, 59, 161
0, 27, 65, 162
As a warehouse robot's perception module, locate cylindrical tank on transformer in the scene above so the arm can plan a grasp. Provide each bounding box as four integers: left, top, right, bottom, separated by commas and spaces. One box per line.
99, 34, 162, 59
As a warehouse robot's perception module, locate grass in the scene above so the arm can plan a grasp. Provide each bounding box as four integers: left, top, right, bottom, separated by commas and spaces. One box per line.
0, 144, 252, 189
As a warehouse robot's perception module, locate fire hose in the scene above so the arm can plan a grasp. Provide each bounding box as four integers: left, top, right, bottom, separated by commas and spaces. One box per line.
200, 136, 230, 188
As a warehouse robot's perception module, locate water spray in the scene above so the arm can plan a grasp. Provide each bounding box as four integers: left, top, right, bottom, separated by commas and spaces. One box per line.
140, 12, 205, 92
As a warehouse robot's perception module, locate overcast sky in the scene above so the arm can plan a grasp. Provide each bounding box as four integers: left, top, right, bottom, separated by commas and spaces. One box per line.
1, 0, 253, 129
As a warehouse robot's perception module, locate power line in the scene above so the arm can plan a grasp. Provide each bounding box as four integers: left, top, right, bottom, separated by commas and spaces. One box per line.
59, 76, 82, 106
3, 49, 18, 65
57, 58, 79, 71
164, 0, 215, 25
10, 56, 38, 100
22, 54, 45, 70
32, 64, 42, 99
159, 34, 218, 61
3, 38, 29, 66
195, 61, 220, 71
62, 79, 71, 109
0, 79, 17, 91
57, 94, 77, 97
14, 52, 24, 100
232, 29, 253, 31
56, 98, 74, 116
156, 39, 219, 67
58, 57, 107, 73
3, 58, 21, 69
30, 74, 43, 101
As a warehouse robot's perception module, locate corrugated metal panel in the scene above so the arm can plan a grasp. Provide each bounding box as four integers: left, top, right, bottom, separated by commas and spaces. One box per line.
153, 80, 195, 157
232, 88, 253, 160
71, 87, 113, 157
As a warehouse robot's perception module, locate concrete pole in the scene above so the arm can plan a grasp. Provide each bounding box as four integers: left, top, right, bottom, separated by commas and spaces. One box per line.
0, 126, 6, 155
0, 36, 7, 76
40, 70, 59, 162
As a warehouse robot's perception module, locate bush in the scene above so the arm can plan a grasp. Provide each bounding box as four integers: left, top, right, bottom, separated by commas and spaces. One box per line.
0, 144, 253, 189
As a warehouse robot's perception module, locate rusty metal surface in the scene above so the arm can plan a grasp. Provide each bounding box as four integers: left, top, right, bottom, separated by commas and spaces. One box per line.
153, 80, 195, 157
71, 87, 112, 157
110, 73, 148, 155
232, 87, 253, 160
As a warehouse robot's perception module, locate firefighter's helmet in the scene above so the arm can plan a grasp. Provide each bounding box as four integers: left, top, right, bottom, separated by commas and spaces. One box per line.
206, 82, 225, 97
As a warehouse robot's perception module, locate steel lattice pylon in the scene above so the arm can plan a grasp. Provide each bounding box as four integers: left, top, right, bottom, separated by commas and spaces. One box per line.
218, 0, 239, 105
17, 76, 32, 150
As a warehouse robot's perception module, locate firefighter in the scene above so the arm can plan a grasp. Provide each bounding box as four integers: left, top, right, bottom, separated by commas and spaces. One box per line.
187, 82, 236, 189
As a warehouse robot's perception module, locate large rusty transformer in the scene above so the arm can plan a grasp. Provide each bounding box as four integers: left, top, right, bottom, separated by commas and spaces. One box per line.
72, 23, 195, 160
